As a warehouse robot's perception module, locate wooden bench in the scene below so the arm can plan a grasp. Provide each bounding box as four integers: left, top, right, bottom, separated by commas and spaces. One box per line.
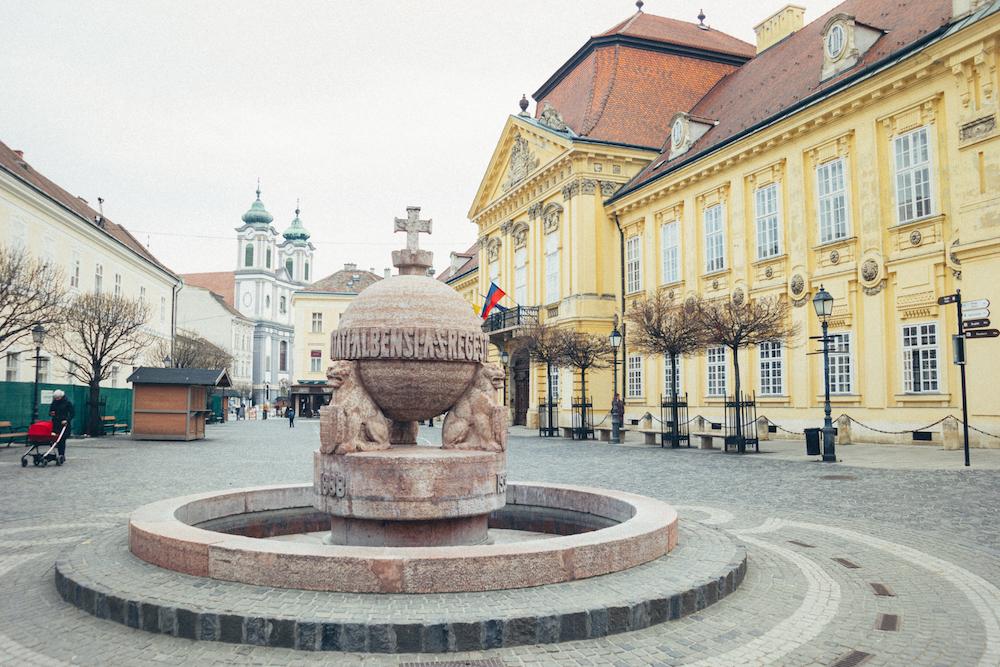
102, 416, 129, 435
0, 421, 29, 447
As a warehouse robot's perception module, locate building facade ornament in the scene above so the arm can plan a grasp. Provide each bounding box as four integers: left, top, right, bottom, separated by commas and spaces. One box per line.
537, 101, 568, 132
861, 259, 879, 282
960, 115, 996, 142
910, 230, 922, 246
502, 133, 539, 192
512, 221, 529, 248
486, 237, 502, 262
830, 250, 840, 264
792, 293, 812, 307
477, 235, 488, 249
765, 266, 774, 279
600, 180, 618, 197
561, 180, 579, 201
732, 288, 745, 306
790, 274, 805, 296
499, 221, 513, 236
528, 202, 543, 220
863, 279, 887, 296
542, 203, 563, 233
581, 178, 597, 195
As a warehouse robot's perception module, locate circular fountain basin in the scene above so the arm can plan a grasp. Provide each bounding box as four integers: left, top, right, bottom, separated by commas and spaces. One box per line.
129, 481, 678, 594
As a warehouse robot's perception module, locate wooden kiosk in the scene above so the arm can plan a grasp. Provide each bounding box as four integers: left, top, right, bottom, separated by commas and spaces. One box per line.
127, 368, 231, 441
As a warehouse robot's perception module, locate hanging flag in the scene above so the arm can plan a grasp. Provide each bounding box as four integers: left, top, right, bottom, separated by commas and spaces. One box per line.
471, 302, 481, 316
482, 283, 506, 319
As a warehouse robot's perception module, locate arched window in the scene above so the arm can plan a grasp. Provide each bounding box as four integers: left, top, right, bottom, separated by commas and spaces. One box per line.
285, 258, 294, 277
245, 243, 253, 267
304, 261, 309, 281
266, 247, 271, 268
279, 341, 287, 371
279, 296, 286, 313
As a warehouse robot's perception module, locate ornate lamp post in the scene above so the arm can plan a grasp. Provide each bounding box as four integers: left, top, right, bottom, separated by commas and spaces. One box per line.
163, 355, 172, 368
609, 328, 623, 444
812, 285, 836, 463
499, 348, 509, 407
30, 324, 46, 423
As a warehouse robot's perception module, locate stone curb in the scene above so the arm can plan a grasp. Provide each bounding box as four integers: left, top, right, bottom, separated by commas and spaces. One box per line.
55, 549, 747, 653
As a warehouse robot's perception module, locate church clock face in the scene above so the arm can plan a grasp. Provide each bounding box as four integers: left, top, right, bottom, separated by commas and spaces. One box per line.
243, 292, 252, 307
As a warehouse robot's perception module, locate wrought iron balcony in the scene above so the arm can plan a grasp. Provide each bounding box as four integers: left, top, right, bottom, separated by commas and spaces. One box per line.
481, 306, 539, 335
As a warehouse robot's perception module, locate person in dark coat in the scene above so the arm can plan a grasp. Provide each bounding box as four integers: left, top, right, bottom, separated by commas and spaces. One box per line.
47, 389, 75, 460
288, 407, 295, 428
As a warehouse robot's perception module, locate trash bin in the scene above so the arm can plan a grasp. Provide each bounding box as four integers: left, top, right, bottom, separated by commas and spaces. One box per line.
805, 428, 821, 456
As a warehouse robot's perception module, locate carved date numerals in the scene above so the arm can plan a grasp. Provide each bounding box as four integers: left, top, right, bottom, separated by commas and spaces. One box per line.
321, 473, 346, 498
497, 471, 507, 495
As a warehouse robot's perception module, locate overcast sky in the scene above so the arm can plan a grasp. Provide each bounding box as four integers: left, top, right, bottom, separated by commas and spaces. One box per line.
2, 0, 840, 281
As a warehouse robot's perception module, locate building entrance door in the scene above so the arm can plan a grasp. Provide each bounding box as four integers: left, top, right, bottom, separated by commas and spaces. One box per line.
513, 360, 529, 426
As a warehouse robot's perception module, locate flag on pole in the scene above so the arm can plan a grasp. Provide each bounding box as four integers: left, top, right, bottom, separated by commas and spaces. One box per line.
471, 302, 481, 316
482, 283, 506, 319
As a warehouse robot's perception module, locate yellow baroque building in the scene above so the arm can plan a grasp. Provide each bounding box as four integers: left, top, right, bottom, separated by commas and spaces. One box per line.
471, 0, 1000, 446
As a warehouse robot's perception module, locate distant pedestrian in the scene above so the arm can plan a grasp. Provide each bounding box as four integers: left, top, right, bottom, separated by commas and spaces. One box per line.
612, 393, 624, 427
288, 408, 295, 428
47, 389, 75, 462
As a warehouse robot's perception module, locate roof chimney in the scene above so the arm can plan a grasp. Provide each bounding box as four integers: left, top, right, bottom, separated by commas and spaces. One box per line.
753, 4, 805, 55
344, 262, 356, 271
13, 150, 23, 158
384, 268, 391, 279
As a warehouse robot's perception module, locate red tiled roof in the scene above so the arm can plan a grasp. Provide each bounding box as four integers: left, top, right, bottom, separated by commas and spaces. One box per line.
299, 268, 382, 295
0, 139, 176, 276
182, 272, 236, 307
621, 0, 953, 194
439, 243, 479, 284
533, 13, 752, 148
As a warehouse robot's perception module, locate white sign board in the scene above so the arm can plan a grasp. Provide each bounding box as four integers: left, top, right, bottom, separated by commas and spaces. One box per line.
963, 299, 990, 310
40, 390, 54, 406
962, 308, 990, 320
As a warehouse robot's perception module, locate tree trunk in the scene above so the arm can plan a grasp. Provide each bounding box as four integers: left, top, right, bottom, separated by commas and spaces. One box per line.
730, 346, 743, 453
670, 353, 679, 448
545, 361, 553, 434
88, 379, 102, 437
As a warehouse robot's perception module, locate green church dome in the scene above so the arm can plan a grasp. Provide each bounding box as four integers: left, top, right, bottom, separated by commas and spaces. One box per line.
241, 188, 274, 226
283, 203, 310, 242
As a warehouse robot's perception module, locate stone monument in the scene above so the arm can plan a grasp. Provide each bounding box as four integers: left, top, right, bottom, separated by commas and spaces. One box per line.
314, 207, 508, 547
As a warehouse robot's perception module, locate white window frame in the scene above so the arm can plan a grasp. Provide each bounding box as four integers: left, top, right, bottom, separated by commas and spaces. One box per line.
626, 235, 642, 293
817, 157, 849, 244
10, 216, 27, 251
902, 322, 939, 393
515, 248, 527, 306
704, 204, 725, 273
663, 355, 682, 398
488, 259, 499, 285
160, 296, 167, 324
114, 272, 122, 298
42, 234, 56, 266
707, 346, 727, 397
5, 352, 20, 382
755, 183, 781, 259
829, 332, 853, 394
758, 340, 783, 396
545, 232, 559, 304
111, 365, 120, 389
94, 262, 103, 293
627, 354, 643, 398
549, 365, 559, 401
310, 356, 322, 373
70, 250, 81, 290
37, 356, 51, 384
894, 126, 933, 224
311, 313, 323, 334
661, 220, 680, 285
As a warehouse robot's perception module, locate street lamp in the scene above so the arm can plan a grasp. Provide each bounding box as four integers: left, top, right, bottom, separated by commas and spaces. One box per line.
163, 355, 172, 368
609, 328, 623, 444
812, 285, 836, 462
30, 324, 46, 423
499, 348, 509, 407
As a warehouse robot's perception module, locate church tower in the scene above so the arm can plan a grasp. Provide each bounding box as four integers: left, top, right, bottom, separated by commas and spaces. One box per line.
278, 202, 315, 283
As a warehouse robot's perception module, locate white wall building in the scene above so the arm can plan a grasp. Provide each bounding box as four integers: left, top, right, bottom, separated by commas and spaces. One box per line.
175, 284, 255, 391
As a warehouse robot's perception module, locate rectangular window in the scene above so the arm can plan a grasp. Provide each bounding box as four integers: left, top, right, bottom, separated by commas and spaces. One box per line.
5, 352, 20, 382
707, 346, 727, 397
515, 248, 527, 306
902, 322, 939, 393
160, 297, 167, 324
829, 332, 853, 394
755, 183, 780, 259
94, 263, 103, 293
311, 313, 323, 333
705, 204, 725, 273
663, 355, 682, 398
67, 360, 77, 381
895, 126, 933, 223
817, 158, 848, 244
661, 221, 679, 285
70, 250, 81, 290
627, 354, 643, 398
42, 235, 56, 266
626, 235, 642, 293
549, 365, 559, 401
545, 233, 559, 304
111, 365, 120, 389
489, 259, 499, 284
310, 357, 322, 373
139, 285, 146, 307
37, 357, 50, 384
266, 355, 271, 373
10, 217, 27, 251
759, 341, 783, 396
114, 273, 122, 298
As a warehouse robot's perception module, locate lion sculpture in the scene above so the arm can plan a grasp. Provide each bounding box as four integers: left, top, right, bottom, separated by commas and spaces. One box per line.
320, 360, 390, 455
442, 362, 507, 452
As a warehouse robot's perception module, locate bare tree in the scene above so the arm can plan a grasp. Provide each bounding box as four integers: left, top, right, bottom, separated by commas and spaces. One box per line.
154, 331, 232, 371
626, 292, 708, 404
54, 291, 153, 436
696, 294, 801, 451
512, 321, 564, 431
0, 244, 67, 354
558, 330, 613, 407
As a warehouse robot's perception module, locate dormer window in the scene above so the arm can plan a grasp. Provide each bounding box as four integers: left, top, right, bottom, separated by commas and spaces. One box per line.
820, 14, 883, 82
826, 24, 845, 59
671, 119, 685, 148
668, 112, 716, 160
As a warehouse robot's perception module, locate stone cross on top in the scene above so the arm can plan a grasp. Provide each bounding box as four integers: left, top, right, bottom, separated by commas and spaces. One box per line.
391, 206, 434, 275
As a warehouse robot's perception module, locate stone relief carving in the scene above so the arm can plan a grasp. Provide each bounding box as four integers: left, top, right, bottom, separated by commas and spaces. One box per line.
599, 180, 618, 197
791, 275, 805, 296
712, 279, 720, 290
502, 133, 539, 191
486, 238, 502, 261
561, 181, 579, 201
863, 279, 887, 296
830, 250, 840, 264
668, 289, 675, 299
499, 221, 512, 236
960, 115, 996, 142
732, 288, 745, 306
477, 235, 488, 249
320, 361, 390, 455
512, 221, 529, 248
528, 202, 543, 220
765, 266, 774, 279
792, 293, 812, 308
441, 363, 508, 452
910, 230, 922, 246
542, 203, 562, 233
953, 269, 963, 280
581, 178, 597, 195
538, 101, 568, 132
861, 259, 879, 282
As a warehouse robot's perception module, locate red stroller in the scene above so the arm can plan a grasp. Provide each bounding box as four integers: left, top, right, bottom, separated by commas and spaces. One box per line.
21, 421, 66, 467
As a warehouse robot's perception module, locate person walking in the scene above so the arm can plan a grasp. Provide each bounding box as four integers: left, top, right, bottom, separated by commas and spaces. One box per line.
288, 407, 295, 428
47, 389, 75, 463
612, 393, 624, 432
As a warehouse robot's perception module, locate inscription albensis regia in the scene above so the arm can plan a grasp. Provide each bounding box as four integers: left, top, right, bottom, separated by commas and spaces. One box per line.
331, 327, 490, 363
502, 134, 539, 191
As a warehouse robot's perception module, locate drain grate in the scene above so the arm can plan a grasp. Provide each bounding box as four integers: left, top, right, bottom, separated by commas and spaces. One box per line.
788, 540, 815, 548
820, 475, 857, 480
869, 583, 896, 597
833, 558, 861, 569
828, 650, 874, 667
400, 660, 506, 667
876, 613, 901, 631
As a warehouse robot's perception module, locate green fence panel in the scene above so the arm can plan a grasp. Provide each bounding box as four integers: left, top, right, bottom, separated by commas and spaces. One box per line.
0, 382, 131, 436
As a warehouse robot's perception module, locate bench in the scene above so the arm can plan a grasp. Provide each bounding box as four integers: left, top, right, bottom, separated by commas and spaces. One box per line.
0, 421, 29, 447
690, 431, 723, 449
102, 416, 129, 435
638, 428, 661, 445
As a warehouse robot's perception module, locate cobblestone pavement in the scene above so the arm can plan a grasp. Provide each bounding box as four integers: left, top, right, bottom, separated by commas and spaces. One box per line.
1, 420, 998, 666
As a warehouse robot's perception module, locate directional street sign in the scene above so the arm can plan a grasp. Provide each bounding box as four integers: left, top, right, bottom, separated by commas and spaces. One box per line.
938, 294, 959, 305
962, 299, 990, 310
962, 308, 990, 320
963, 318, 991, 329
965, 329, 999, 339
